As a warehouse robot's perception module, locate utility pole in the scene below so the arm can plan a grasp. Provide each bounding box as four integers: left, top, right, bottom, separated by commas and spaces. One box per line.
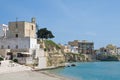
16, 17, 18, 28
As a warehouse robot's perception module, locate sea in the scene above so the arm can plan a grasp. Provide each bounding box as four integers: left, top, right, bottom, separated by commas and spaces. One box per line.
47, 62, 120, 80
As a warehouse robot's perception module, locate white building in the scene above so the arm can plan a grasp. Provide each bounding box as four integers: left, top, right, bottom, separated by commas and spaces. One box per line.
0, 37, 39, 49
70, 46, 79, 53
0, 18, 47, 67
116, 47, 120, 55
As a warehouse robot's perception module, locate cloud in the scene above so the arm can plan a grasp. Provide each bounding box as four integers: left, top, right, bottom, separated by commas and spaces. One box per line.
84, 32, 97, 36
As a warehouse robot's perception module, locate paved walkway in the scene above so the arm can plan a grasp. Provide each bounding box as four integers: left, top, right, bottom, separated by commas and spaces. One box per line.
0, 60, 32, 74
0, 71, 71, 80
0, 60, 71, 80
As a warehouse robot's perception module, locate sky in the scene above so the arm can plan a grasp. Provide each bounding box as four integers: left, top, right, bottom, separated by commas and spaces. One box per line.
0, 0, 120, 49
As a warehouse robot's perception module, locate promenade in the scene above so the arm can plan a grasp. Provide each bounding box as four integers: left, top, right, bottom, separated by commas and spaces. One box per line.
0, 60, 31, 74
0, 60, 70, 80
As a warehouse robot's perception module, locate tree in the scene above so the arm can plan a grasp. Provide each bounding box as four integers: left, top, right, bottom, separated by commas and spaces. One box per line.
36, 28, 55, 39
46, 31, 54, 39
106, 44, 116, 50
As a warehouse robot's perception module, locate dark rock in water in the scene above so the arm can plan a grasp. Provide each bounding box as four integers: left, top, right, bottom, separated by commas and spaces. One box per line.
67, 65, 70, 67
71, 64, 76, 67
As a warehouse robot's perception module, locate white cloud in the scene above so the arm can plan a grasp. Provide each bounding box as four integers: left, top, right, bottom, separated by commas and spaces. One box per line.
84, 32, 97, 36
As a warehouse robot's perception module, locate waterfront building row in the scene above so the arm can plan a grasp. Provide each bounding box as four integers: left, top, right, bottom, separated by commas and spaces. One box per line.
68, 40, 94, 54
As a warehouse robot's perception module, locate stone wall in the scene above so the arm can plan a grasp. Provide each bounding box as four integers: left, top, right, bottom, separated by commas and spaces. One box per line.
7, 21, 36, 38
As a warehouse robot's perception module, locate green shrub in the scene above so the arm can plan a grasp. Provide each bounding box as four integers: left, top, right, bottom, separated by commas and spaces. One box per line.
44, 48, 47, 51
44, 40, 61, 50
13, 59, 18, 63
96, 54, 119, 61
0, 57, 3, 61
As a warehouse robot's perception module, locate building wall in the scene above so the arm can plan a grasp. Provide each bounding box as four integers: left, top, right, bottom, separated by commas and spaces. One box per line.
117, 48, 120, 55
0, 37, 39, 49
30, 38, 40, 49
7, 21, 25, 38
70, 46, 78, 53
38, 57, 47, 69
24, 22, 36, 38
0, 24, 7, 37
35, 49, 45, 58
7, 21, 36, 38
68, 40, 94, 54
0, 49, 10, 57
36, 49, 47, 69
68, 40, 80, 46
78, 41, 94, 54
63, 45, 71, 53
68, 40, 79, 53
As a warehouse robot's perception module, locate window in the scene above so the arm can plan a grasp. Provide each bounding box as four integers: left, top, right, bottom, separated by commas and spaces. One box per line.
8, 45, 10, 49
16, 34, 18, 38
17, 53, 22, 57
32, 25, 33, 30
1, 45, 4, 49
16, 45, 18, 49
17, 53, 28, 57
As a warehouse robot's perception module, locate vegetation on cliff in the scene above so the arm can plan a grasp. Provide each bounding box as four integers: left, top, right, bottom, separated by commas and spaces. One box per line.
64, 52, 87, 62
44, 40, 61, 51
96, 54, 119, 61
38, 40, 65, 67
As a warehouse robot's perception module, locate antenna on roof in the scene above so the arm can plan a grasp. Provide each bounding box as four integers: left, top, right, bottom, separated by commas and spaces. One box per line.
16, 17, 18, 22
16, 17, 18, 28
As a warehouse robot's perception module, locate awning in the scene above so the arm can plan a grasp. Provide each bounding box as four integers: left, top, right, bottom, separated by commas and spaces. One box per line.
20, 52, 31, 55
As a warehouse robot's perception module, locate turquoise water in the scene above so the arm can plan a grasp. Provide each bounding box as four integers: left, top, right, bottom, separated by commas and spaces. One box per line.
48, 62, 120, 80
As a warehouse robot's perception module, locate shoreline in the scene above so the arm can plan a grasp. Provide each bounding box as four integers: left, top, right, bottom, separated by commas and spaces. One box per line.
0, 61, 119, 80
0, 60, 74, 80
0, 70, 72, 80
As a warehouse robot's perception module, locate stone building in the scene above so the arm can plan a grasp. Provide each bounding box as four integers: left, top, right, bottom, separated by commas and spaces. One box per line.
7, 18, 36, 38
59, 44, 71, 53
98, 44, 118, 55
68, 40, 94, 54
0, 18, 46, 67
78, 40, 94, 54
68, 40, 79, 53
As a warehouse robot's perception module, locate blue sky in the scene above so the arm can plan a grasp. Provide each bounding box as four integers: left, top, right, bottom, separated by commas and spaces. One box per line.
0, 0, 120, 49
